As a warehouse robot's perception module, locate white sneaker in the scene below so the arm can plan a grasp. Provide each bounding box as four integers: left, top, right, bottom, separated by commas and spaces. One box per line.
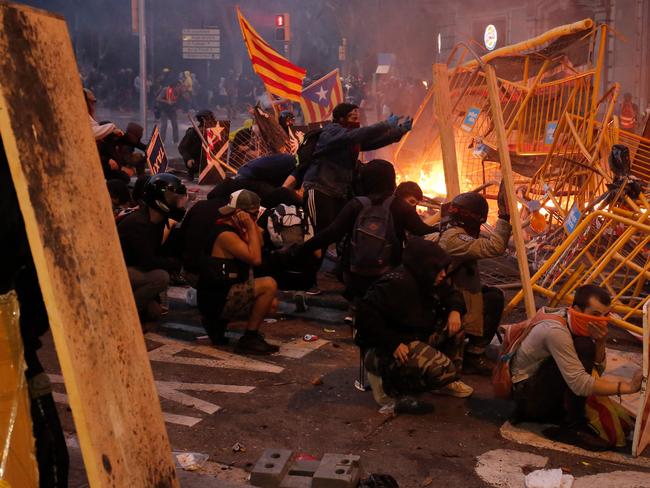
434, 380, 474, 398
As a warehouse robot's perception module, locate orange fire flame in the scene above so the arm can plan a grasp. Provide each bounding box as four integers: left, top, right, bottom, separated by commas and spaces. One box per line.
398, 161, 448, 197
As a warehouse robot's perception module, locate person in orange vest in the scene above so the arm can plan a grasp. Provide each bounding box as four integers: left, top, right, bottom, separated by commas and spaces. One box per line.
156, 74, 182, 143
619, 92, 639, 131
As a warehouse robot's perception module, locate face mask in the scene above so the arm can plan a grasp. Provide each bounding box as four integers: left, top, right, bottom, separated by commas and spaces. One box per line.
567, 308, 609, 337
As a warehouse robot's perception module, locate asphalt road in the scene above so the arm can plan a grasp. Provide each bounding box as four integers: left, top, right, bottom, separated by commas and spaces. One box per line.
37, 273, 650, 488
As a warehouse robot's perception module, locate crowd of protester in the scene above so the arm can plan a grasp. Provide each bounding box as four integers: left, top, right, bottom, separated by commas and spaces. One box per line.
0, 75, 644, 488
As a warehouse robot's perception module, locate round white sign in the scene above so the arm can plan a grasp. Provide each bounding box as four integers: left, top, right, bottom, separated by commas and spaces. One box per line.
484, 24, 498, 51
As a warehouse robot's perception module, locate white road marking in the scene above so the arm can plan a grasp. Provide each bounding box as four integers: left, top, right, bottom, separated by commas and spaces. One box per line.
146, 334, 284, 373
476, 449, 650, 487
52, 388, 203, 427
475, 449, 547, 487
49, 374, 254, 427
270, 337, 329, 359
162, 412, 202, 427
500, 421, 650, 468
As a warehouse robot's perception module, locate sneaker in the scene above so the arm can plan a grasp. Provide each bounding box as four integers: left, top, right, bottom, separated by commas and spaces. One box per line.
234, 333, 280, 355
294, 292, 308, 313
542, 424, 610, 452
394, 396, 435, 415
306, 287, 322, 296
433, 380, 474, 398
463, 354, 495, 376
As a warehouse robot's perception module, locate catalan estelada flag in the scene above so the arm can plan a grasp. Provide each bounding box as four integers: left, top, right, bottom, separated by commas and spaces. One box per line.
300, 69, 344, 124
237, 7, 307, 102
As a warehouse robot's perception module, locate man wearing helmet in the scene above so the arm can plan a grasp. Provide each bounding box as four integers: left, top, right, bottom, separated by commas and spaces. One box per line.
117, 173, 187, 323
178, 109, 217, 180
437, 183, 512, 375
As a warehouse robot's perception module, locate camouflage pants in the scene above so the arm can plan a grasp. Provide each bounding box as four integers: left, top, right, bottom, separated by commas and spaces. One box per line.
365, 331, 464, 397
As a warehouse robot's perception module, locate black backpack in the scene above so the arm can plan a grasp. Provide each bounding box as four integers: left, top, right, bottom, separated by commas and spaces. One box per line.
295, 128, 322, 176
349, 196, 396, 277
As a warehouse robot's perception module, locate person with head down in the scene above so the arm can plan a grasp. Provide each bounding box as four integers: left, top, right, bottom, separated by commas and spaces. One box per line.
355, 237, 474, 414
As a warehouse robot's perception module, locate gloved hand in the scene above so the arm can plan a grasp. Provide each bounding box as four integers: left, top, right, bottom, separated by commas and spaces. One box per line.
497, 179, 510, 220
386, 113, 402, 128
399, 116, 413, 133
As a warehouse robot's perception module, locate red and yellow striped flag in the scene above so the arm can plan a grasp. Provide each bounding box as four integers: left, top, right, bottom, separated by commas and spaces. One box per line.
237, 8, 307, 102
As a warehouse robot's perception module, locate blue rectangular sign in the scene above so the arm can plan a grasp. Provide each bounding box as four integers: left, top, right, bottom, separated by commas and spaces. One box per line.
545, 121, 558, 145
461, 107, 481, 132
564, 203, 582, 234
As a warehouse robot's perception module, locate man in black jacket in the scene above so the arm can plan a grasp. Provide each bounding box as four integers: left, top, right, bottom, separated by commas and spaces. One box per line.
178, 109, 217, 179
118, 173, 186, 321
302, 104, 412, 234
356, 238, 473, 412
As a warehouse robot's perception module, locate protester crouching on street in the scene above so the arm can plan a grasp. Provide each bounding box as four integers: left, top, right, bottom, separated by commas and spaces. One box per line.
178, 109, 217, 179
299, 159, 438, 308
117, 173, 187, 323
197, 190, 279, 355
395, 181, 424, 207
436, 183, 512, 375
510, 285, 642, 451
115, 122, 147, 176
356, 238, 473, 414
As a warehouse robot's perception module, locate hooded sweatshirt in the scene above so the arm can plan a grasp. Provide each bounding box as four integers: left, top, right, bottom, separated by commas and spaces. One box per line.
355, 238, 466, 353
303, 122, 404, 199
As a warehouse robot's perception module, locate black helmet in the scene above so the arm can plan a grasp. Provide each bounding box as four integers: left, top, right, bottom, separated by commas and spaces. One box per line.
608, 144, 630, 178
279, 110, 295, 127
143, 173, 187, 219
196, 109, 216, 124
448, 192, 489, 237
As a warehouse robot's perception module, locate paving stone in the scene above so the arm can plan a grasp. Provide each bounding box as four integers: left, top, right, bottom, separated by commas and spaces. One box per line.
312, 454, 361, 488
250, 449, 293, 487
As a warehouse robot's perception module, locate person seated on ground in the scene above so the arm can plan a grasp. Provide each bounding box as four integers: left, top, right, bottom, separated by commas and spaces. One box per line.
197, 189, 279, 355
436, 184, 512, 375
178, 109, 217, 179
106, 179, 136, 222
115, 122, 147, 176
299, 159, 439, 308
510, 285, 643, 451
356, 238, 473, 414
84, 88, 123, 141
395, 181, 424, 207
118, 173, 187, 323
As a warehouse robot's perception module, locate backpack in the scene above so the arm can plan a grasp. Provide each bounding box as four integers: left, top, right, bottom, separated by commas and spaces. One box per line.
492, 307, 567, 399
349, 196, 396, 277
266, 204, 314, 248
295, 129, 322, 175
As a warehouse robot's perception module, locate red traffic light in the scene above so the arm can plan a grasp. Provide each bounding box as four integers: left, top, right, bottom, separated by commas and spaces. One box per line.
275, 14, 284, 27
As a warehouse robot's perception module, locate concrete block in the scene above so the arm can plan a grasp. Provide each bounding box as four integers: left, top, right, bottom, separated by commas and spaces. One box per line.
312, 454, 361, 488
250, 449, 293, 488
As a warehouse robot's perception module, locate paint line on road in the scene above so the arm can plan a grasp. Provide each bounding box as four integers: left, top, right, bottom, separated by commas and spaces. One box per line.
146, 333, 284, 373
500, 421, 650, 468
157, 385, 221, 415
162, 412, 203, 427
157, 380, 254, 394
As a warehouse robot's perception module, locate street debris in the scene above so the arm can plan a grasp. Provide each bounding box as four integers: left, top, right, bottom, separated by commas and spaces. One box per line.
175, 452, 209, 471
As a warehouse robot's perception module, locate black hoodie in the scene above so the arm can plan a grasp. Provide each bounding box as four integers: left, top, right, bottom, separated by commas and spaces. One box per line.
355, 238, 466, 353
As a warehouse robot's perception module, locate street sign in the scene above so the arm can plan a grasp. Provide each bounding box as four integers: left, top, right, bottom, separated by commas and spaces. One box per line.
564, 203, 581, 234
182, 28, 220, 60
461, 107, 481, 132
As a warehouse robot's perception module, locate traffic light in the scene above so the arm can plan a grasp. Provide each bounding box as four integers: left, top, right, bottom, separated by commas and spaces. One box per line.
274, 13, 290, 41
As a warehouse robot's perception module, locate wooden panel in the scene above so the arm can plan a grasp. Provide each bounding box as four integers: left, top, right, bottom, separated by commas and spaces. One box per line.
433, 63, 461, 198
484, 65, 536, 318
0, 3, 178, 486
632, 301, 650, 457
